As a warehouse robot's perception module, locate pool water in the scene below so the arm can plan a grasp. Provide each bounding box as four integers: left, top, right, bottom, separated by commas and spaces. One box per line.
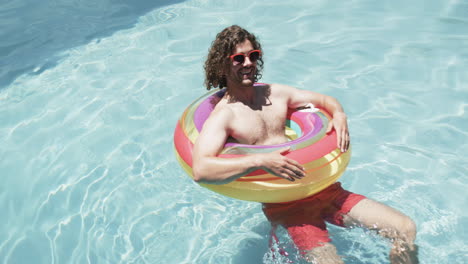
1, 0, 467, 263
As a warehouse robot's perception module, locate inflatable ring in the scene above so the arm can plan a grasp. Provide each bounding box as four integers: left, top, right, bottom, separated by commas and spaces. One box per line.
174, 86, 351, 203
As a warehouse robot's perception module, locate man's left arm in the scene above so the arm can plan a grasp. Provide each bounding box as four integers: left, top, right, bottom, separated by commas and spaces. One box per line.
277, 84, 350, 152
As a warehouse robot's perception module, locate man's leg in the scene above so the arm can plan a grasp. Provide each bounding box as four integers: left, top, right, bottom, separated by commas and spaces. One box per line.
342, 198, 419, 264
285, 224, 344, 264
303, 242, 344, 264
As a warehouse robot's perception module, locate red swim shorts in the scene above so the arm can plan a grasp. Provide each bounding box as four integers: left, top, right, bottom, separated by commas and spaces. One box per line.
262, 182, 366, 251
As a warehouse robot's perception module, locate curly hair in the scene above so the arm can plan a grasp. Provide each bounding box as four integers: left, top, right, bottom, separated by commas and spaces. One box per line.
204, 25, 264, 90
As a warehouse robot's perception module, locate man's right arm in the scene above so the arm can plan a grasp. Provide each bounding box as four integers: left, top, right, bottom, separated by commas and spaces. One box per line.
192, 108, 305, 185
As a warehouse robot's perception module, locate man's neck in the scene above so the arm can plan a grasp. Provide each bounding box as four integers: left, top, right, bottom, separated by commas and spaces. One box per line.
225, 83, 256, 105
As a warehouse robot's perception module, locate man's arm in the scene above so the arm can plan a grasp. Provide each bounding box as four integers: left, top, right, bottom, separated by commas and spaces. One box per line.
192, 107, 305, 184
275, 84, 350, 152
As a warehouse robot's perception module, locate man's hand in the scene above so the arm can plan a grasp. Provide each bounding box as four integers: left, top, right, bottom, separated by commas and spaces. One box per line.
256, 147, 306, 181
326, 112, 350, 152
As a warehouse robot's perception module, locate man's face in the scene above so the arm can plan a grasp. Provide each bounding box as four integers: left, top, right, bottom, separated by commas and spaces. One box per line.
225, 39, 258, 87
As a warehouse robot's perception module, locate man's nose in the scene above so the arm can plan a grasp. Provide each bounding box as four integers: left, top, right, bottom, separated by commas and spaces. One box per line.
243, 56, 254, 67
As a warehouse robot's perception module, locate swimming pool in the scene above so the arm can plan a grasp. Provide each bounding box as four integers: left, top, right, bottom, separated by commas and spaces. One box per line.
1, 0, 467, 263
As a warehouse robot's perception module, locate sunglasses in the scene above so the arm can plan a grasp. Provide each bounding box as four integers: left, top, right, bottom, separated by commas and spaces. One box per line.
229, 50, 261, 65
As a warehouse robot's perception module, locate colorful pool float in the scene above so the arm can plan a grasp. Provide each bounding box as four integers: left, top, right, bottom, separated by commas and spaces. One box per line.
174, 87, 351, 203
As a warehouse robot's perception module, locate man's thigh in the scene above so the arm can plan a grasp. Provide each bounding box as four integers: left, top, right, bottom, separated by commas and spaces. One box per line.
342, 198, 414, 239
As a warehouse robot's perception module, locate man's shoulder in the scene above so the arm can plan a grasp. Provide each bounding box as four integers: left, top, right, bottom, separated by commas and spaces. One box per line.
210, 100, 235, 119
265, 83, 297, 97
269, 83, 295, 90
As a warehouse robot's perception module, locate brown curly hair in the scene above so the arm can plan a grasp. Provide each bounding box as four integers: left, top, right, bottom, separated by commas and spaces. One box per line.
204, 25, 264, 90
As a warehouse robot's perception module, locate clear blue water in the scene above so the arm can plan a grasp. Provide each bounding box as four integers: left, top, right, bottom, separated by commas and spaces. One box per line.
1, 0, 467, 263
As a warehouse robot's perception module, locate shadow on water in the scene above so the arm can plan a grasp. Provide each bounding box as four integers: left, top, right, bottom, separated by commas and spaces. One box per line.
0, 0, 184, 89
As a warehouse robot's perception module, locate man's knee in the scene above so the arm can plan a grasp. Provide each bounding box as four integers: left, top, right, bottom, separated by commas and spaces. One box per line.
394, 215, 417, 244
378, 213, 417, 244
390, 217, 419, 263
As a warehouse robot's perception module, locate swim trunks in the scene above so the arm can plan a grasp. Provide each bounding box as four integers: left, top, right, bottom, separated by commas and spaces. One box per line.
262, 182, 366, 251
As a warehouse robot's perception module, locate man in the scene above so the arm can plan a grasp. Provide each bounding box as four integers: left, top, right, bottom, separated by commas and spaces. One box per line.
192, 25, 418, 264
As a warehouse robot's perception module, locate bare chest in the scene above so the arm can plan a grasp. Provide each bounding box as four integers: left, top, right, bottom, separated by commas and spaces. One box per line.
229, 104, 288, 145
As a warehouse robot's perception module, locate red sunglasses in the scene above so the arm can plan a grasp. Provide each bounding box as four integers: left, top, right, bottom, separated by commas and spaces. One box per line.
229, 50, 261, 65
